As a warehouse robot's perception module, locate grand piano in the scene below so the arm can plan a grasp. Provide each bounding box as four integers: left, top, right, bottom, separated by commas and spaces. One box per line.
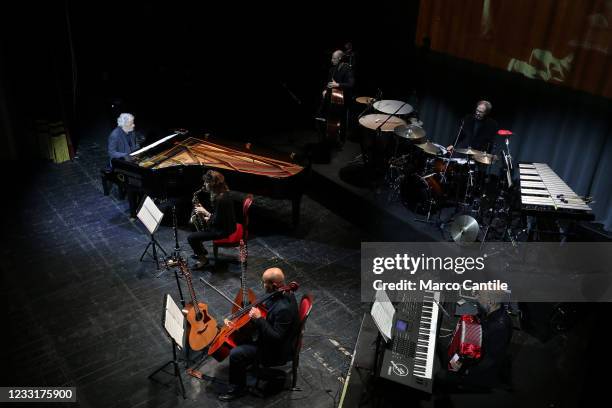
111, 132, 309, 226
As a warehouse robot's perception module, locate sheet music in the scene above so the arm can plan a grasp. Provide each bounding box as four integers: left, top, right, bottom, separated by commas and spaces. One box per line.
370, 290, 395, 342
137, 196, 164, 234
164, 294, 185, 349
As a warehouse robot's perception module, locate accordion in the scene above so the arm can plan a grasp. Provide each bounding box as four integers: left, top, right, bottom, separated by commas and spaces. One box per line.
448, 315, 482, 369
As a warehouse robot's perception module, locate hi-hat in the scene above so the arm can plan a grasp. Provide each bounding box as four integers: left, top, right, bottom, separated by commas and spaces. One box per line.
450, 215, 480, 244
355, 96, 375, 105
373, 99, 413, 115
497, 129, 513, 136
417, 141, 447, 155
455, 147, 485, 155
393, 124, 426, 140
473, 153, 498, 165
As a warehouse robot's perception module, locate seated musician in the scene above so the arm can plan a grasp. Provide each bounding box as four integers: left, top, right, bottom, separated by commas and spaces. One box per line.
218, 267, 299, 401
107, 113, 143, 218
446, 100, 499, 154
187, 170, 236, 269
444, 290, 513, 389
107, 113, 140, 167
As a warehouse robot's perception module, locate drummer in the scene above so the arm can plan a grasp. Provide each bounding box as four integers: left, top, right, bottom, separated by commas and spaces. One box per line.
447, 100, 499, 154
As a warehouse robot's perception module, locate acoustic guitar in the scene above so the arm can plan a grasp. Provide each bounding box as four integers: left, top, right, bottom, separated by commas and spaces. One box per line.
178, 258, 219, 351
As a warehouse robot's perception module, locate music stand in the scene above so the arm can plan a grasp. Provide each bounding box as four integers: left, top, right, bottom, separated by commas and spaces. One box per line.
148, 294, 187, 399
138, 196, 168, 270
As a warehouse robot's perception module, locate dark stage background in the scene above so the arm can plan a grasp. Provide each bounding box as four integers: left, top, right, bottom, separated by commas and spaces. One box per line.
0, 1, 610, 229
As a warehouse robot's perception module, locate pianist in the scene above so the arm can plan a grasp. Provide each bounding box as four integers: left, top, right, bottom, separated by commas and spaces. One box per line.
108, 113, 139, 167
187, 170, 236, 269
107, 113, 143, 218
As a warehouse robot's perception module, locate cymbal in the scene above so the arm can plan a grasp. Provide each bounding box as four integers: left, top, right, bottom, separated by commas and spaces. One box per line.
450, 215, 480, 244
355, 96, 375, 105
416, 141, 447, 155
497, 129, 513, 136
373, 99, 413, 115
393, 124, 426, 140
454, 147, 485, 155
358, 114, 407, 132
473, 153, 498, 165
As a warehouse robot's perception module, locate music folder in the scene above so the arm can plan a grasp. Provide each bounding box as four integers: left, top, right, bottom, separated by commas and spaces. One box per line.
370, 290, 395, 342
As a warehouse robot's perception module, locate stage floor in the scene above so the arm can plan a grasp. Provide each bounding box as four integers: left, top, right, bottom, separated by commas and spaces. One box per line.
1, 125, 606, 408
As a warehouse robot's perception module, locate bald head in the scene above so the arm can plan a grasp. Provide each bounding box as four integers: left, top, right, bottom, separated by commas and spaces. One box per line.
331, 50, 344, 66
262, 267, 285, 292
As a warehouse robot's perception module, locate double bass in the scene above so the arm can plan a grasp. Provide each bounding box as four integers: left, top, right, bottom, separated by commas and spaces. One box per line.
177, 258, 219, 351
324, 86, 345, 145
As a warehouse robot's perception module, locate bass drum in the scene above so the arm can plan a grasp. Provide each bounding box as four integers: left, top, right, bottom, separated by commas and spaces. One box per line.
400, 173, 444, 214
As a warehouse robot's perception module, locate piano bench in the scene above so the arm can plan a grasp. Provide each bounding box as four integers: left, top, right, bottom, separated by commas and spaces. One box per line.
100, 168, 125, 199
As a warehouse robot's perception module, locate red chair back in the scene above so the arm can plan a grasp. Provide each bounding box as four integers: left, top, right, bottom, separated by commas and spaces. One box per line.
213, 195, 253, 247
299, 294, 313, 323
293, 294, 313, 355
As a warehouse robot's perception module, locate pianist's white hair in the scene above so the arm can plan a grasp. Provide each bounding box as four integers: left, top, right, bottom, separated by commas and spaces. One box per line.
117, 113, 134, 127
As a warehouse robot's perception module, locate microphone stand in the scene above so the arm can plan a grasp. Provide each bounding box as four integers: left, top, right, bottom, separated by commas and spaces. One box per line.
357, 99, 373, 119
358, 89, 381, 120
441, 118, 465, 184
375, 101, 409, 160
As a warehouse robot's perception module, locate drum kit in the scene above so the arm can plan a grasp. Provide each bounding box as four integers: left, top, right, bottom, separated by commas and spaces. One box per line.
356, 94, 506, 241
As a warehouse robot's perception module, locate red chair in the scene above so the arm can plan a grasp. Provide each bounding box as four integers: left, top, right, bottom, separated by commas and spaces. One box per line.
290, 293, 314, 389
212, 194, 253, 260
254, 293, 314, 393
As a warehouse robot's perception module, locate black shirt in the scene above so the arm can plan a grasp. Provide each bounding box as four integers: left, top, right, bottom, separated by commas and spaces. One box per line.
253, 292, 299, 366
327, 62, 355, 92
209, 192, 236, 236
464, 307, 512, 384
456, 114, 499, 153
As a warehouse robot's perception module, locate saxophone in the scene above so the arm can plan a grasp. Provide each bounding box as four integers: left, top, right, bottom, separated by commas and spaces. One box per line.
190, 187, 209, 231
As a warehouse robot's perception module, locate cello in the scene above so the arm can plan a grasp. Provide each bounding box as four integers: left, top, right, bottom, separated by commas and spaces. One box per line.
206, 244, 299, 361
177, 258, 219, 351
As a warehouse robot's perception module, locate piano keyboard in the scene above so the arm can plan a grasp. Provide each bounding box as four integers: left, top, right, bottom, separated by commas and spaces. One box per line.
413, 291, 440, 379
379, 290, 441, 393
519, 163, 594, 220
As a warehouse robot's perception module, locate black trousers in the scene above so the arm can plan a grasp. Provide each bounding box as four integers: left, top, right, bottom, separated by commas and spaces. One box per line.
228, 343, 258, 388
187, 229, 227, 256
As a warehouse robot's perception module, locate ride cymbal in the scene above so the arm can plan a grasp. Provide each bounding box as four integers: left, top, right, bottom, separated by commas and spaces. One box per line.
454, 147, 485, 155
416, 141, 447, 155
373, 99, 413, 115
473, 153, 498, 165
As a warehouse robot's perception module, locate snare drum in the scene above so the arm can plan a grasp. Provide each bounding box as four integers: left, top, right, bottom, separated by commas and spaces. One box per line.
428, 157, 469, 177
